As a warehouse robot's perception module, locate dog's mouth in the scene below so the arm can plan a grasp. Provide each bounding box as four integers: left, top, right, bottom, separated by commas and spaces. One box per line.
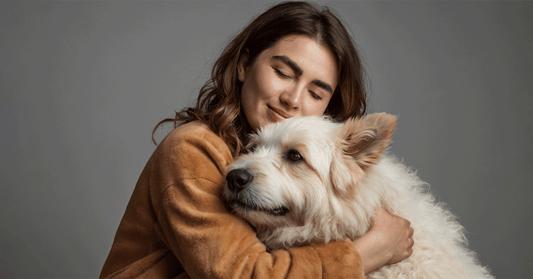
228, 198, 289, 217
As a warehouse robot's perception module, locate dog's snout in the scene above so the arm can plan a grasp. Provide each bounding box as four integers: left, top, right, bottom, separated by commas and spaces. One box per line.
226, 169, 254, 193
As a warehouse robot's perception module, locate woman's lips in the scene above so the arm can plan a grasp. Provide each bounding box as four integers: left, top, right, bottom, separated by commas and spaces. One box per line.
268, 106, 290, 122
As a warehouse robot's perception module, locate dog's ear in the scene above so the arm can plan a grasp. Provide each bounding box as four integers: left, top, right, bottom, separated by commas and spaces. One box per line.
341, 113, 397, 171
329, 113, 396, 195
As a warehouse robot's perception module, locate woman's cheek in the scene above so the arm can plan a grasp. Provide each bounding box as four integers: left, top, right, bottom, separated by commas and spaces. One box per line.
260, 73, 281, 98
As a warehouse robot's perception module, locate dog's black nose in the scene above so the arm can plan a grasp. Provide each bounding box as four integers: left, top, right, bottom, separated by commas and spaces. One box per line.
226, 169, 254, 193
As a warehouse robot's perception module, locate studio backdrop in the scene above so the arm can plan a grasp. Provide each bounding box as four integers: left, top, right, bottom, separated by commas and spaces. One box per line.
1, 1, 532, 278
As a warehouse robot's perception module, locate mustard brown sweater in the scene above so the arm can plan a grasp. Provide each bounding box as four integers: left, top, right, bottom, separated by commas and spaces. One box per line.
100, 121, 364, 278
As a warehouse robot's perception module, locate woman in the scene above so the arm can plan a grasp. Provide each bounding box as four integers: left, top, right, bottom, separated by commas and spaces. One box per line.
101, 2, 414, 278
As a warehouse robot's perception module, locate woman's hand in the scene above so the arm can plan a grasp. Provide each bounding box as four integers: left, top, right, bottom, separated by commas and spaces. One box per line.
353, 207, 414, 274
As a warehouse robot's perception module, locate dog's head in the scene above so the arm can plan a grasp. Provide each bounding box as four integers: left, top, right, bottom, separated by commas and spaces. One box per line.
224, 113, 396, 245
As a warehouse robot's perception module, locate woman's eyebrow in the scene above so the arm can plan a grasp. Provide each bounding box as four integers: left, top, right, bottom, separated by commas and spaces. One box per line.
272, 55, 303, 77
272, 55, 334, 94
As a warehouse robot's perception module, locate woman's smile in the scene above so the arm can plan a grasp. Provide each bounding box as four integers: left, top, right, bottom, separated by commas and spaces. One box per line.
268, 105, 290, 122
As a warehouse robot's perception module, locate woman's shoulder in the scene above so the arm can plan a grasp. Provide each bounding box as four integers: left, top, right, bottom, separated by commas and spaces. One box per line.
163, 120, 214, 141
160, 121, 224, 149
152, 121, 233, 179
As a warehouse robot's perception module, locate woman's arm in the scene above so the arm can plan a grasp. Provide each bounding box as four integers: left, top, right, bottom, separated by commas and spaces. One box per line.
110, 122, 364, 278
354, 207, 415, 274
101, 122, 411, 278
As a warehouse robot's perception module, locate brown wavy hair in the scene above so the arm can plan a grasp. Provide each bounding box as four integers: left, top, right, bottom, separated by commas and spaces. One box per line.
153, 1, 367, 157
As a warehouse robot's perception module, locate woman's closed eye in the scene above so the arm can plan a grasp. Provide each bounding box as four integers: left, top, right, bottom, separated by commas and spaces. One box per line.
309, 90, 322, 100
273, 67, 292, 79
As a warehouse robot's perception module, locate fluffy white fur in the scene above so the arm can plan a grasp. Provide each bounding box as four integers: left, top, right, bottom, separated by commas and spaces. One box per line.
224, 113, 493, 278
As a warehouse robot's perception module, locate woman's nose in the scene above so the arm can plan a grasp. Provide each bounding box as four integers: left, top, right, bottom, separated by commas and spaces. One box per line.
279, 86, 304, 109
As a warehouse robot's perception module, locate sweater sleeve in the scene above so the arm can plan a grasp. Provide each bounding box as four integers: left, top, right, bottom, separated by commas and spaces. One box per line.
103, 122, 364, 278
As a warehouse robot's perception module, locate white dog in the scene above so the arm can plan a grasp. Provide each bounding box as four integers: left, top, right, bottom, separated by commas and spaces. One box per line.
224, 113, 493, 278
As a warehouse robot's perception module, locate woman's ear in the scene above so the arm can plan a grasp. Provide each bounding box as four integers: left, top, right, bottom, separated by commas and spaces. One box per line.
237, 49, 250, 82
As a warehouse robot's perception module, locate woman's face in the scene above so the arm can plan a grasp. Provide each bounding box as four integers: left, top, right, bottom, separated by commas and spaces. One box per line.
238, 35, 339, 131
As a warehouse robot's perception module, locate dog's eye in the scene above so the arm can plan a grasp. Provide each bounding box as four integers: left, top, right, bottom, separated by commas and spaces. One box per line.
286, 149, 303, 162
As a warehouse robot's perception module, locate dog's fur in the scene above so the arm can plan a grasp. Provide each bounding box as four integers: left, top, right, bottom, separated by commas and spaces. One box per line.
224, 113, 493, 278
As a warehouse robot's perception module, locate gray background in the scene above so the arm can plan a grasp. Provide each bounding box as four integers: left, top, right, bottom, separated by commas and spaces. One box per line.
1, 1, 531, 278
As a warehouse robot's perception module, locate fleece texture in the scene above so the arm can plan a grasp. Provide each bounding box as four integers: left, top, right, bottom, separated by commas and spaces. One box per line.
100, 121, 364, 278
